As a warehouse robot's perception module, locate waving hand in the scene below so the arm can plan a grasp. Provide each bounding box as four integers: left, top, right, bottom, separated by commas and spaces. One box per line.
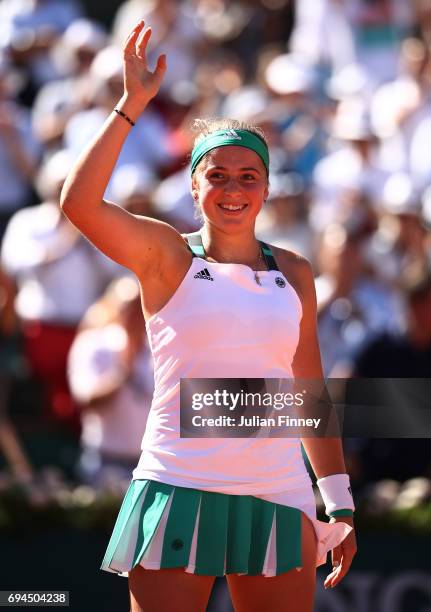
123, 20, 167, 105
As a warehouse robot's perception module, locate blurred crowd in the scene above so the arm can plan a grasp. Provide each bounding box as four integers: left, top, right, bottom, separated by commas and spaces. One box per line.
0, 0, 430, 505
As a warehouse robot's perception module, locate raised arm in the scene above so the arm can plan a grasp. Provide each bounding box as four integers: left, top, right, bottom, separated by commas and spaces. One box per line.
60, 21, 178, 275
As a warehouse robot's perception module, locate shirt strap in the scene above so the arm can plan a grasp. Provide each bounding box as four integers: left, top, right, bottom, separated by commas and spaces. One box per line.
259, 240, 279, 271
184, 231, 205, 258
184, 232, 279, 271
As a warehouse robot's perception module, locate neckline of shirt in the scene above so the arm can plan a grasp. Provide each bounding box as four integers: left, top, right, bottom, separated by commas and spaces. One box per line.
146, 256, 287, 328
193, 255, 275, 275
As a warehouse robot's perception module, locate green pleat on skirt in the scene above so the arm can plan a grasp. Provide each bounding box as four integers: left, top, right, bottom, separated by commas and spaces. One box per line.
101, 479, 302, 577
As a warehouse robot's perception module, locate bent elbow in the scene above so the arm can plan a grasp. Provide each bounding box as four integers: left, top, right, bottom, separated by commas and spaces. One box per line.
59, 185, 73, 213
59, 191, 82, 226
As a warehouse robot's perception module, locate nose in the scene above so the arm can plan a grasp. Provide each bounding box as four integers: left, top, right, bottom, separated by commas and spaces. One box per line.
224, 177, 242, 196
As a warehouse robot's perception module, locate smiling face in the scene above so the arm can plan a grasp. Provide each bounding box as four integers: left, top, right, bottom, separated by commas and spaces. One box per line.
191, 145, 269, 233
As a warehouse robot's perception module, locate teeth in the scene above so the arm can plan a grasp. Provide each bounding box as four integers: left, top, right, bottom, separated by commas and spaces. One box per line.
220, 204, 245, 211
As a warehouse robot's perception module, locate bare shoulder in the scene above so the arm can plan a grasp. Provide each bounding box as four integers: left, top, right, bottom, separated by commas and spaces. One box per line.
134, 223, 193, 321
270, 244, 316, 301
139, 217, 190, 256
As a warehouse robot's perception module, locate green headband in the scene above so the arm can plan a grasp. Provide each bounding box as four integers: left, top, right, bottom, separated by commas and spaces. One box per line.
190, 128, 270, 175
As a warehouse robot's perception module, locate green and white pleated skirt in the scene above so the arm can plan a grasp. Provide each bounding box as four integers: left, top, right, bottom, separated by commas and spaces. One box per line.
101, 479, 303, 578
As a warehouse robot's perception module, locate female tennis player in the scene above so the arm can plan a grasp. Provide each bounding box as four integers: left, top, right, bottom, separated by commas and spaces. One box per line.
61, 20, 357, 612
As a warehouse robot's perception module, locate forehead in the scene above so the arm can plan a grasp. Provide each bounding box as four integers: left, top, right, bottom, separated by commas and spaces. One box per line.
202, 145, 266, 172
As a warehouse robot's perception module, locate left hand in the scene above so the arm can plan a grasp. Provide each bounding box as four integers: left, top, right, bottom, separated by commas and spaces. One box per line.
324, 516, 357, 589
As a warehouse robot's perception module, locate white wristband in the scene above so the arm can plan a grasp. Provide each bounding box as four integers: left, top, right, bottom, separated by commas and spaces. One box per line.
317, 473, 355, 516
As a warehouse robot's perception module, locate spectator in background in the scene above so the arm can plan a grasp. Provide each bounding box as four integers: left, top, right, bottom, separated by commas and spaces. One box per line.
371, 37, 431, 188
370, 37, 425, 146
367, 172, 430, 286
32, 18, 108, 150
190, 49, 247, 119
186, 0, 262, 77
1, 240, 38, 495
0, 0, 83, 99
108, 163, 194, 234
150, 166, 199, 232
109, 163, 157, 218
256, 172, 314, 261
290, 0, 355, 73
355, 266, 431, 377
344, 0, 415, 84
68, 276, 153, 490
291, 0, 414, 85
405, 76, 431, 191
0, 263, 17, 423
0, 264, 16, 338
315, 220, 403, 376
420, 184, 431, 257
311, 97, 388, 233
0, 149, 122, 432
415, 0, 431, 45
263, 52, 326, 183
0, 52, 41, 239
352, 268, 431, 483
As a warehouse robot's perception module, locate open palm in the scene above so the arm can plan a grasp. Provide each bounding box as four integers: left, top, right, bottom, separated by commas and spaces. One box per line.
123, 20, 167, 104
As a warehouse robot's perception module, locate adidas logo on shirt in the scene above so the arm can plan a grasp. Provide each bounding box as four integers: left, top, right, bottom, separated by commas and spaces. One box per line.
194, 268, 214, 281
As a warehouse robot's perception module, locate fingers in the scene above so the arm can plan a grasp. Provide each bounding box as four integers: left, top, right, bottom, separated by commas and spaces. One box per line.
331, 549, 342, 572
324, 549, 342, 589
324, 560, 342, 589
152, 53, 167, 77
123, 20, 145, 54
324, 543, 357, 589
122, 19, 167, 95
136, 26, 152, 60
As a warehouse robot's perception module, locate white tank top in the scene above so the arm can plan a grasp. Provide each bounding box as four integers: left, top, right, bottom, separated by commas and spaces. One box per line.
133, 242, 313, 497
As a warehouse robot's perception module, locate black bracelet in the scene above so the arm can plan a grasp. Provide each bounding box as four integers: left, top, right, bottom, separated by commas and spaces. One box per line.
114, 108, 135, 127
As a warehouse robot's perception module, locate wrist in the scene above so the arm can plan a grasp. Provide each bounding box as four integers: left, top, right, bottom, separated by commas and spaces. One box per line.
316, 473, 355, 517
116, 94, 150, 123
330, 515, 354, 526
328, 508, 354, 518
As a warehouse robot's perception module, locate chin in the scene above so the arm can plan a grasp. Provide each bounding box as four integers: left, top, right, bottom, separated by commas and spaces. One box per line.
204, 215, 256, 234
202, 207, 260, 231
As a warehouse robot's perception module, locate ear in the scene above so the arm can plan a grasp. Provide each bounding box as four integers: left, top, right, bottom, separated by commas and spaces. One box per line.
191, 177, 199, 201
263, 181, 269, 203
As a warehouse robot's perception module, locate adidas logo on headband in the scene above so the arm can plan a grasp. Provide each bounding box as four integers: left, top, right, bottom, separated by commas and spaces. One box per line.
224, 129, 242, 140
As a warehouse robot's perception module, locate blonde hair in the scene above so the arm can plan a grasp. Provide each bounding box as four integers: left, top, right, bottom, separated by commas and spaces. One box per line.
191, 117, 268, 149
190, 117, 269, 219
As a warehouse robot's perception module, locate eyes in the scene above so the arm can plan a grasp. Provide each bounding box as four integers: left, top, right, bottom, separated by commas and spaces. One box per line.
208, 171, 257, 182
